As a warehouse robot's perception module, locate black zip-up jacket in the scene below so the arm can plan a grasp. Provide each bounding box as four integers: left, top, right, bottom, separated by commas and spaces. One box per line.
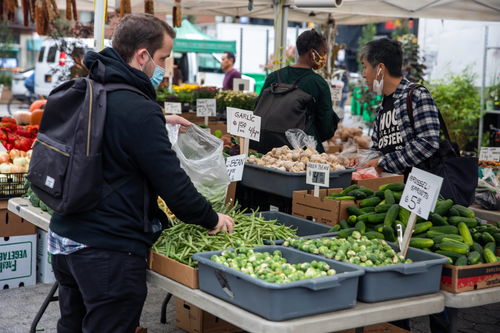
50, 48, 218, 257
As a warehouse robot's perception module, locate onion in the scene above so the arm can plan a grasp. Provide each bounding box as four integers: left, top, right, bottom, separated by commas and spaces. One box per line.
26, 150, 32, 159
9, 149, 21, 159
13, 157, 28, 167
10, 164, 24, 173
0, 152, 10, 164
0, 163, 12, 174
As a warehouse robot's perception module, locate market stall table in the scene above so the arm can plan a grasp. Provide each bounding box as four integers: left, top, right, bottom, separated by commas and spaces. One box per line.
469, 204, 500, 223
7, 197, 499, 333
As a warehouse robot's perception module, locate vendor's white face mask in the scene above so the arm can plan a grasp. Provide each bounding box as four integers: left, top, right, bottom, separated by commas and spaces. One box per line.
373, 66, 384, 95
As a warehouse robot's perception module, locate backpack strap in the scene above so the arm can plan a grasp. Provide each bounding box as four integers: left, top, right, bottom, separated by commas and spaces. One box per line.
406, 84, 452, 142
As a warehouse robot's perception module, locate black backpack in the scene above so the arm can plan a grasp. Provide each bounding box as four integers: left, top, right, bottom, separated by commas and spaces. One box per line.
251, 68, 315, 153
27, 69, 149, 215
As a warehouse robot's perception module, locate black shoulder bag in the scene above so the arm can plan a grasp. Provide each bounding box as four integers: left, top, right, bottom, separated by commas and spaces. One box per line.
407, 85, 478, 206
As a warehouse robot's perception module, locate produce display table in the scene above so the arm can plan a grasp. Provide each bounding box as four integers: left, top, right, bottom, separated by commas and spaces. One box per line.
7, 197, 500, 333
148, 270, 444, 333
442, 286, 500, 309
469, 204, 500, 223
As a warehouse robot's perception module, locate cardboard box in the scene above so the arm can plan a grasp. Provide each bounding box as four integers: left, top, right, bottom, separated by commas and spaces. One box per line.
0, 211, 36, 237
36, 229, 55, 284
148, 251, 199, 289
0, 234, 37, 289
441, 262, 500, 293
176, 298, 241, 333
353, 174, 405, 191
292, 188, 356, 226
338, 322, 409, 333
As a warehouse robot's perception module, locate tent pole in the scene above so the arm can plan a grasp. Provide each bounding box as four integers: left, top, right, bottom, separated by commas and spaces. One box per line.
273, 0, 288, 71
93, 0, 106, 51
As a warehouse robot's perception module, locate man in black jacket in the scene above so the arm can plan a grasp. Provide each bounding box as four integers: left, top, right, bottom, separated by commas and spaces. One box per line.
49, 14, 234, 333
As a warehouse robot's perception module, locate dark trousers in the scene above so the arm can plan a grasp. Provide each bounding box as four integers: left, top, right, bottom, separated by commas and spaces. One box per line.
52, 248, 147, 333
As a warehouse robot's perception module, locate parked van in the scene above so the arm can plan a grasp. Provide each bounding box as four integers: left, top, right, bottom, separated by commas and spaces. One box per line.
35, 38, 107, 97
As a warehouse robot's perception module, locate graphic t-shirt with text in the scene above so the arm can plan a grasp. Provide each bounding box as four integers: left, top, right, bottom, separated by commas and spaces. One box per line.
378, 94, 404, 154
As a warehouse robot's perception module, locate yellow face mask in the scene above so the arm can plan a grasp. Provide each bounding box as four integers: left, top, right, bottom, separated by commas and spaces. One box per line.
312, 49, 327, 69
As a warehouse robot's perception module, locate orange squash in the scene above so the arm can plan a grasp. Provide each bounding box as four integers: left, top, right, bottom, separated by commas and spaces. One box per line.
29, 99, 46, 112
30, 109, 44, 126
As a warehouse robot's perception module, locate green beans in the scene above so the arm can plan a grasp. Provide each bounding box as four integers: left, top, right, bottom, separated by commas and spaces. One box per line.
151, 208, 298, 267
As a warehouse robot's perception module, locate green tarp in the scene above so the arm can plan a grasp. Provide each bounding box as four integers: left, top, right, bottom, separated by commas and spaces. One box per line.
173, 19, 236, 54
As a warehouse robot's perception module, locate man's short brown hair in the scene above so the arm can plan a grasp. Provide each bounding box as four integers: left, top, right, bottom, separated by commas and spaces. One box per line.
112, 13, 176, 63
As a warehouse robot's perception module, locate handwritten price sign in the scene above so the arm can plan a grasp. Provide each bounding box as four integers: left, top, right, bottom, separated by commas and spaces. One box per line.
400, 167, 443, 219
225, 154, 246, 182
164, 102, 182, 115
227, 107, 261, 142
196, 99, 216, 117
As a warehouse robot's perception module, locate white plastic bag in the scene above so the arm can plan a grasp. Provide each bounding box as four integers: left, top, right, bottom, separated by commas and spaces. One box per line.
285, 129, 317, 150
166, 124, 230, 212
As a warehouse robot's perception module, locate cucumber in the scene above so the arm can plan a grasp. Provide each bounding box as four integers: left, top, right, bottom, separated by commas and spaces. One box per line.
347, 206, 364, 216
399, 207, 411, 226
414, 221, 433, 234
494, 233, 500, 245
348, 189, 368, 200
448, 207, 460, 217
448, 216, 478, 227
429, 225, 459, 234
439, 241, 470, 255
360, 207, 375, 214
357, 186, 374, 196
362, 231, 385, 240
384, 190, 395, 205
410, 238, 434, 249
359, 197, 382, 208
458, 222, 473, 246
454, 255, 468, 266
380, 182, 405, 192
341, 184, 360, 195
355, 221, 366, 233
374, 190, 385, 199
452, 204, 475, 218
485, 242, 496, 253
426, 230, 445, 238
333, 196, 357, 201
378, 200, 386, 206
367, 213, 387, 224
471, 242, 483, 255
357, 213, 372, 223
347, 215, 357, 226
383, 225, 396, 242
484, 248, 498, 263
467, 251, 482, 265
328, 224, 342, 232
384, 204, 400, 227
434, 199, 453, 216
339, 220, 350, 229
338, 228, 357, 238
436, 250, 462, 262
393, 191, 402, 202
481, 232, 496, 246
431, 234, 464, 243
374, 204, 393, 213
430, 213, 448, 226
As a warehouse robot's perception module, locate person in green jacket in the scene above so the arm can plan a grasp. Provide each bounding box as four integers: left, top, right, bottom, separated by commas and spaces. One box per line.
254, 29, 339, 153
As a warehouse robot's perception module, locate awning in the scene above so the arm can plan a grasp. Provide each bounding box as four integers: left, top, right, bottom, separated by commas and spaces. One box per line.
173, 19, 237, 53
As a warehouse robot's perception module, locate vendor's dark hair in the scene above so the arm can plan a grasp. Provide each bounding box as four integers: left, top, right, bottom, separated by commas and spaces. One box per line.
360, 38, 403, 77
224, 51, 236, 64
112, 13, 176, 63
296, 29, 326, 56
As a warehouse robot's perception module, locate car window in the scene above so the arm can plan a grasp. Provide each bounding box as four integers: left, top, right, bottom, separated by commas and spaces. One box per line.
197, 53, 223, 74
47, 46, 58, 63
38, 47, 45, 62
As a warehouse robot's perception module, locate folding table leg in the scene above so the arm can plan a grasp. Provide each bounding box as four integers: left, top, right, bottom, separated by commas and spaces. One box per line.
30, 282, 59, 333
160, 293, 173, 324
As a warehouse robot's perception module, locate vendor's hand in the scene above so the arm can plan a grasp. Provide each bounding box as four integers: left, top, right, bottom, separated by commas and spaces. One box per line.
363, 158, 384, 174
347, 157, 359, 168
165, 115, 192, 133
208, 213, 235, 235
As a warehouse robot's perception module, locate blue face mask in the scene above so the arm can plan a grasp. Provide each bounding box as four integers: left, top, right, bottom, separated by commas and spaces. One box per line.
143, 51, 165, 89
